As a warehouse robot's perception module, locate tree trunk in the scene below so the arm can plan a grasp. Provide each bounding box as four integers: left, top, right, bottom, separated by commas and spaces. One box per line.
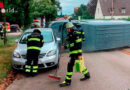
24, 2, 30, 27
41, 16, 43, 28
45, 15, 49, 28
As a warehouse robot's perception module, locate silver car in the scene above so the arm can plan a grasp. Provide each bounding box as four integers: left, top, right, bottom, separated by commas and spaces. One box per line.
12, 28, 60, 70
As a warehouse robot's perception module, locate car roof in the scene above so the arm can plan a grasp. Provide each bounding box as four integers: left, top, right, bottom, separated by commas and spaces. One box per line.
24, 28, 53, 33
51, 20, 80, 23
11, 25, 17, 26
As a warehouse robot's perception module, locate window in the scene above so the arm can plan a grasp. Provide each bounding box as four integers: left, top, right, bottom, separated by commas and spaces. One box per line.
41, 32, 53, 42
121, 8, 126, 13
20, 31, 53, 44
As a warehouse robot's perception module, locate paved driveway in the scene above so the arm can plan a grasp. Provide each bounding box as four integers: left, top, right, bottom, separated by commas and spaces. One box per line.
6, 49, 130, 90
7, 32, 22, 37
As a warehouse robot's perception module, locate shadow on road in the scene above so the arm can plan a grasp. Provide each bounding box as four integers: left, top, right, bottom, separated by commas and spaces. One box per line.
13, 66, 58, 78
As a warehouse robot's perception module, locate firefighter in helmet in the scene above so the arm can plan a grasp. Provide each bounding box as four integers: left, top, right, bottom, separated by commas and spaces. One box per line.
0, 24, 4, 39
59, 22, 90, 87
75, 21, 85, 42
25, 29, 44, 76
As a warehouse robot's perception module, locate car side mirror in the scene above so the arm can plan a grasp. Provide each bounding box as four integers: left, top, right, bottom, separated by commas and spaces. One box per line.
15, 39, 19, 43
56, 37, 61, 42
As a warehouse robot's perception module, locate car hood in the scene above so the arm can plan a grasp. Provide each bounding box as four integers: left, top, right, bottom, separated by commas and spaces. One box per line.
15, 42, 57, 55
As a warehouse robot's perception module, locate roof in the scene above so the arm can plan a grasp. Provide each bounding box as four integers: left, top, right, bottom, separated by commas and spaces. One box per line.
11, 25, 17, 26
25, 28, 53, 33
84, 20, 130, 26
33, 19, 40, 22
74, 7, 79, 12
99, 0, 130, 16
49, 20, 85, 26
55, 17, 64, 21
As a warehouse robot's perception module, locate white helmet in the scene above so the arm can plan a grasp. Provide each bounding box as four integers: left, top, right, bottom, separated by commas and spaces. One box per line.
66, 22, 74, 29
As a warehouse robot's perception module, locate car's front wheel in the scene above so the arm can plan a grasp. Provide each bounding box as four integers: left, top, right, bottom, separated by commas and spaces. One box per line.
53, 53, 60, 69
12, 67, 19, 74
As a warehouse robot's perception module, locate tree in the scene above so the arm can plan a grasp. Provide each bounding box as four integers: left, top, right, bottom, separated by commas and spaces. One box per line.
32, 0, 58, 27
73, 4, 94, 19
51, 0, 60, 9
0, 0, 33, 28
0, 0, 60, 28
21, 0, 33, 27
87, 0, 98, 17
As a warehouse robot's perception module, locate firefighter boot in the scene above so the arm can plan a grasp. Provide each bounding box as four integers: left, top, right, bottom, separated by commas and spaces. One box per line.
31, 65, 38, 77
25, 65, 31, 77
80, 72, 90, 81
59, 72, 72, 87
59, 80, 71, 87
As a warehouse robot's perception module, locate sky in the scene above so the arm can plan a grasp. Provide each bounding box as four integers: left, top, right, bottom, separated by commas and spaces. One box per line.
58, 0, 90, 15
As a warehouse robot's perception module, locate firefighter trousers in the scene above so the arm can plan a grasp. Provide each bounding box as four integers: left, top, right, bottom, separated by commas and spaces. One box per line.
65, 56, 89, 83
25, 50, 40, 74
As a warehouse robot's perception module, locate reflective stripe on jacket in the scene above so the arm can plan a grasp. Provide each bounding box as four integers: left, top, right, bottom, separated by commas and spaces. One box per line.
27, 33, 44, 51
64, 29, 83, 56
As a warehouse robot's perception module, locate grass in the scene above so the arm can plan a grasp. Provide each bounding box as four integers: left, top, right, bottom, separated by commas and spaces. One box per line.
0, 36, 20, 83
120, 17, 130, 21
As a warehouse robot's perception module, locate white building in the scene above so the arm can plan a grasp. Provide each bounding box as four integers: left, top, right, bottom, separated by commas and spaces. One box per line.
95, 0, 130, 19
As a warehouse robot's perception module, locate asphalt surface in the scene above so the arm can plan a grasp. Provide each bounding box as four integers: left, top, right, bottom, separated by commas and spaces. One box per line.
6, 49, 130, 90
7, 32, 22, 36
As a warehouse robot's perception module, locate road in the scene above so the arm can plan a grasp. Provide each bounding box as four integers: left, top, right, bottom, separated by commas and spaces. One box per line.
6, 49, 130, 90
7, 32, 22, 36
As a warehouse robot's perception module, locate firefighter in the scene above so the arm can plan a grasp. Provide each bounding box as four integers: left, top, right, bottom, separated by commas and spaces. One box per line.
25, 29, 44, 76
76, 22, 82, 30
59, 22, 90, 87
0, 24, 4, 39
75, 22, 85, 42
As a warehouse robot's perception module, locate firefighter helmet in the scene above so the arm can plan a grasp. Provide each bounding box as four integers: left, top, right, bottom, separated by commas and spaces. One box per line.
66, 22, 74, 29
33, 29, 41, 34
77, 21, 81, 25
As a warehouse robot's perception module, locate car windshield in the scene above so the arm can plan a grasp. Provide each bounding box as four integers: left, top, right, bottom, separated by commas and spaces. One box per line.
19, 31, 53, 44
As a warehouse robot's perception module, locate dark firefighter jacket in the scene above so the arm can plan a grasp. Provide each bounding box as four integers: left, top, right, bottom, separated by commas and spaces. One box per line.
64, 28, 85, 57
27, 33, 44, 51
0, 26, 4, 33
76, 26, 85, 41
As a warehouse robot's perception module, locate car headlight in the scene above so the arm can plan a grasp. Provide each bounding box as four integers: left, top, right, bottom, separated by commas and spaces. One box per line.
13, 52, 21, 58
47, 50, 57, 57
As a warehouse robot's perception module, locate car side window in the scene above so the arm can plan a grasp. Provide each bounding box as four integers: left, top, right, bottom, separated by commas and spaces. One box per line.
53, 32, 57, 41
20, 33, 31, 44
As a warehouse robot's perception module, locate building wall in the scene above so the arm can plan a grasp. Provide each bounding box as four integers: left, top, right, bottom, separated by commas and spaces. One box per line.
95, 0, 130, 19
104, 16, 130, 19
95, 0, 104, 19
